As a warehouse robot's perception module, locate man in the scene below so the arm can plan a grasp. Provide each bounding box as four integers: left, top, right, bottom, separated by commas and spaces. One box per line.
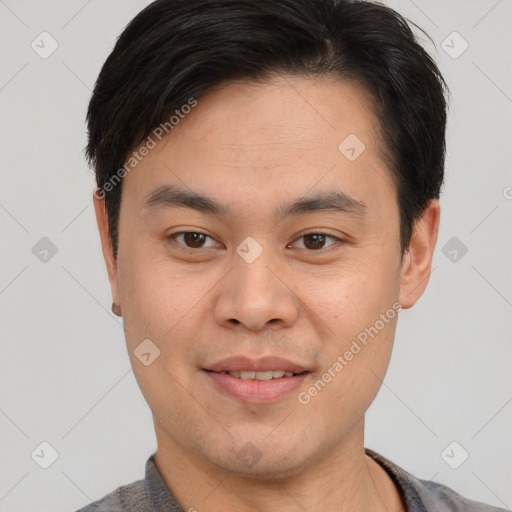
77, 0, 506, 510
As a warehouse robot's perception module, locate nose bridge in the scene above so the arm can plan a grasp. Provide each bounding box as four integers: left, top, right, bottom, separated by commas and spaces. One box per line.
213, 239, 299, 331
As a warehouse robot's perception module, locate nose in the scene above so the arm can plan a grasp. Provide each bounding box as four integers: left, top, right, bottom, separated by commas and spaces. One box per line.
213, 249, 299, 332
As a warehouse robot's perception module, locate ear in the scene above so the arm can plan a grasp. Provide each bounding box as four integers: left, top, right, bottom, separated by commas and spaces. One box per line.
398, 199, 440, 309
93, 189, 120, 307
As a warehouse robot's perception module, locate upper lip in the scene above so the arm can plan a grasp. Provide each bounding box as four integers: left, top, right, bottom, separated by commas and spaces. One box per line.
204, 355, 309, 374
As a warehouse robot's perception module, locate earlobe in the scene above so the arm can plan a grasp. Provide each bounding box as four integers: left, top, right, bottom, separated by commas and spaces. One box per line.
93, 189, 120, 305
398, 199, 441, 310
111, 302, 122, 317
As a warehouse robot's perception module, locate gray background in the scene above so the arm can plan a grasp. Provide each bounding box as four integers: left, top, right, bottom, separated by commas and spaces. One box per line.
0, 0, 511, 510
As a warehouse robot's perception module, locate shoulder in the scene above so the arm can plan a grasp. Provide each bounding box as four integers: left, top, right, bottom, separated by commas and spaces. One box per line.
73, 479, 148, 512
366, 448, 508, 512
72, 452, 184, 512
418, 477, 508, 512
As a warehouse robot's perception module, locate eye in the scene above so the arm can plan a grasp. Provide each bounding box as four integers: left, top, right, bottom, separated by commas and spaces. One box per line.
167, 231, 219, 250
289, 232, 343, 251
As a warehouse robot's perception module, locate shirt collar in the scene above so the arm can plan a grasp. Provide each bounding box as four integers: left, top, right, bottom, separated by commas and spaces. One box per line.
144, 452, 183, 512
365, 448, 431, 512
143, 449, 431, 512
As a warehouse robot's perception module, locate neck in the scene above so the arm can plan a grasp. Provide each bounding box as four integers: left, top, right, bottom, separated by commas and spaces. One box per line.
153, 418, 404, 512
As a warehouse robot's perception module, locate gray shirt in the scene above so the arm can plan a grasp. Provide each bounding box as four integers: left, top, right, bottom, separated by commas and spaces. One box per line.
74, 448, 507, 511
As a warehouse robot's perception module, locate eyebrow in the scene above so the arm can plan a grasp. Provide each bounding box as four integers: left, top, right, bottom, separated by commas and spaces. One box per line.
142, 184, 367, 221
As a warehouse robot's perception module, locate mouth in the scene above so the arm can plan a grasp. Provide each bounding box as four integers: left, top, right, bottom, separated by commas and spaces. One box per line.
204, 369, 308, 380
202, 355, 312, 404
203, 355, 310, 374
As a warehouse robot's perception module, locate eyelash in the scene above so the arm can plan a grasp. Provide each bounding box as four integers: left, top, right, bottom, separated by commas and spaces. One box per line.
166, 231, 344, 254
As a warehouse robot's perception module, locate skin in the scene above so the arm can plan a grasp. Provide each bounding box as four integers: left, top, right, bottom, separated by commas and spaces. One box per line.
94, 74, 440, 512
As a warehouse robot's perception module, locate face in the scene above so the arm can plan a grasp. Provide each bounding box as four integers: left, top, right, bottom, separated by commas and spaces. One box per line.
95, 74, 439, 478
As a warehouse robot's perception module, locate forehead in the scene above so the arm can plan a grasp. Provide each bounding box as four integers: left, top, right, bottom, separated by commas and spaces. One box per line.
122, 74, 395, 217
167, 74, 379, 156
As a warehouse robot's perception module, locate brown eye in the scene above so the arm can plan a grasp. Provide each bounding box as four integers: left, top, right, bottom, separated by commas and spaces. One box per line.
183, 232, 207, 248
168, 232, 218, 250
303, 233, 327, 250
289, 232, 343, 252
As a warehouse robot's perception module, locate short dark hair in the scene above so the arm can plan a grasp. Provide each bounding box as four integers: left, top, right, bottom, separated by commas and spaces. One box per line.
86, 0, 448, 259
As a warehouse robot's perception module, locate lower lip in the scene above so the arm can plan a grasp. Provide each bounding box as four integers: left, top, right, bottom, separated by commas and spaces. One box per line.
203, 370, 309, 404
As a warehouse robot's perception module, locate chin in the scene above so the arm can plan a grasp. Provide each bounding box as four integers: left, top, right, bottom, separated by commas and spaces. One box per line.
203, 435, 314, 480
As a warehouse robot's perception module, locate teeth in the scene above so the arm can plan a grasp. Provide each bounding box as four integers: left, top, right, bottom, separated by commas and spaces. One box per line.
226, 370, 296, 380
254, 371, 273, 380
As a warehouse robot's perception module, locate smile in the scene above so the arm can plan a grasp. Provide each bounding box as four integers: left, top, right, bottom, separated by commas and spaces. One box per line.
203, 369, 310, 404
216, 370, 302, 380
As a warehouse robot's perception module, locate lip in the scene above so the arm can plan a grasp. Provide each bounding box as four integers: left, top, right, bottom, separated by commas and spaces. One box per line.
203, 356, 312, 404
203, 370, 310, 404
204, 355, 308, 374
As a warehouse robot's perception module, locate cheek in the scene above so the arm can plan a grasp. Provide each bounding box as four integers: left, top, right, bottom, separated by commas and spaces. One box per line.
301, 316, 398, 429
118, 248, 198, 328
296, 258, 399, 407
300, 256, 395, 327
117, 257, 207, 415
326, 268, 399, 377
